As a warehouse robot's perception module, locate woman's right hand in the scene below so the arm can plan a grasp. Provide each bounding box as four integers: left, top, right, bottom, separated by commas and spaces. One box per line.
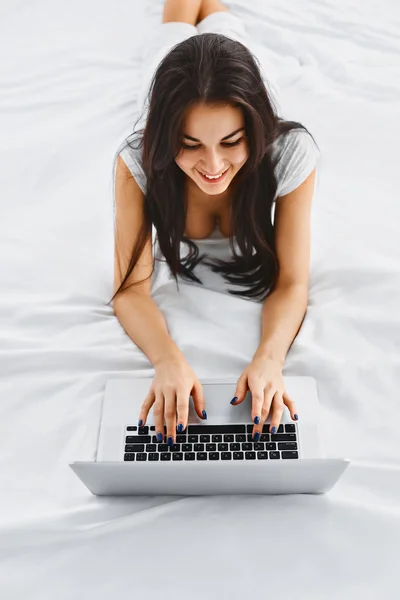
137, 354, 207, 447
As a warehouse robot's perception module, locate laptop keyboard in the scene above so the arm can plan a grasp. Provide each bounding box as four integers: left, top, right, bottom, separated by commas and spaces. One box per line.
123, 423, 299, 461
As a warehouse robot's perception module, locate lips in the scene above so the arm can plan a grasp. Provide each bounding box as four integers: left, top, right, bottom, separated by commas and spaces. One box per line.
196, 167, 229, 183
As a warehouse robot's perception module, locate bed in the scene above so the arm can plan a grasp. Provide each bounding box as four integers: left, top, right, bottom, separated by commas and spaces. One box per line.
1, 0, 399, 597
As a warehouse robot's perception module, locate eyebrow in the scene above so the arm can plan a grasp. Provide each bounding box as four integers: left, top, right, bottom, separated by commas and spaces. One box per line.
183, 127, 245, 142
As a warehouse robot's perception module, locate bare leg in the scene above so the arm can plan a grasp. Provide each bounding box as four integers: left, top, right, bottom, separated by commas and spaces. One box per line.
162, 0, 203, 25
197, 0, 230, 23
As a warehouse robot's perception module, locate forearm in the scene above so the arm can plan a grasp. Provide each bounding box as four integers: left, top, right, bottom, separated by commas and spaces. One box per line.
113, 292, 184, 367
252, 284, 309, 366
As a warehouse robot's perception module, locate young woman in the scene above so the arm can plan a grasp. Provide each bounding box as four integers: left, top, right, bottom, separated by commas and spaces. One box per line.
110, 0, 320, 449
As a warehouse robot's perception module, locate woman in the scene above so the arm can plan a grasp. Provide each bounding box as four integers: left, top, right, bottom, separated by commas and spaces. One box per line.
110, 0, 320, 450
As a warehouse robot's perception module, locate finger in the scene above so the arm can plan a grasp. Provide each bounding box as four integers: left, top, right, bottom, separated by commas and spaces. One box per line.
176, 387, 190, 433
192, 380, 207, 420
164, 388, 177, 447
283, 392, 299, 421
252, 384, 276, 439
250, 381, 264, 426
269, 392, 285, 433
230, 374, 248, 405
154, 391, 166, 443
138, 388, 155, 427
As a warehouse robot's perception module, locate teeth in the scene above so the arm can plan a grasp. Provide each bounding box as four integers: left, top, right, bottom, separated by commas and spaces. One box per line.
201, 169, 226, 179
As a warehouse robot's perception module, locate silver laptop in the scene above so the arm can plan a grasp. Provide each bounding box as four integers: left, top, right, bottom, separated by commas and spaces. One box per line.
69, 376, 350, 495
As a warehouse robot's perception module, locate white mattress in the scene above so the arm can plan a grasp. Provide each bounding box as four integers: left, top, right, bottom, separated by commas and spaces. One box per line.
1, 0, 399, 598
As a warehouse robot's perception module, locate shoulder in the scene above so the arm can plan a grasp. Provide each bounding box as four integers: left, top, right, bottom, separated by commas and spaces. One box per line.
271, 128, 321, 199
115, 135, 146, 195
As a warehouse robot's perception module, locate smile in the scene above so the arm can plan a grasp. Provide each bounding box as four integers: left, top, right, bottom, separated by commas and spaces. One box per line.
196, 167, 230, 183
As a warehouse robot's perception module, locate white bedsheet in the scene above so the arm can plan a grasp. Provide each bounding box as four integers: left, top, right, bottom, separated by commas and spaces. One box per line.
1, 0, 399, 597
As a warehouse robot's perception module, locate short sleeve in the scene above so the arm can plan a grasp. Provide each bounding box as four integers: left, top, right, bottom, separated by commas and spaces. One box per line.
117, 139, 147, 195
272, 130, 321, 199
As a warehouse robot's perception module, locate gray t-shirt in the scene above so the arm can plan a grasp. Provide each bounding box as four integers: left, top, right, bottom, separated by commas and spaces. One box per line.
116, 128, 321, 299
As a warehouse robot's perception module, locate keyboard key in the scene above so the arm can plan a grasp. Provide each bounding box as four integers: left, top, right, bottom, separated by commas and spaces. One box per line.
278, 442, 298, 450
126, 426, 137, 431
218, 443, 229, 451
282, 451, 299, 459
136, 453, 147, 461
242, 443, 253, 451
257, 452, 268, 460
230, 443, 240, 451
126, 435, 151, 444
265, 442, 277, 450
194, 443, 204, 452
285, 424, 296, 432
124, 453, 135, 461
176, 435, 187, 443
138, 426, 149, 435
206, 443, 217, 451
254, 442, 264, 450
182, 444, 193, 452
197, 453, 207, 460
188, 435, 198, 442
148, 453, 159, 461
209, 452, 219, 460
189, 425, 245, 434
233, 452, 244, 460
158, 444, 168, 452
172, 453, 183, 461
125, 444, 144, 453
236, 434, 246, 442
170, 444, 180, 452
200, 435, 210, 442
146, 444, 157, 452
224, 434, 234, 442
245, 451, 256, 460
260, 434, 270, 442
271, 434, 296, 442
269, 451, 280, 459
221, 452, 232, 460
161, 453, 171, 461
212, 435, 222, 442
184, 453, 196, 461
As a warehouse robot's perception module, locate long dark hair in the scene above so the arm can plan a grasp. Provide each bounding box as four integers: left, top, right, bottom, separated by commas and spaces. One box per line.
108, 32, 319, 306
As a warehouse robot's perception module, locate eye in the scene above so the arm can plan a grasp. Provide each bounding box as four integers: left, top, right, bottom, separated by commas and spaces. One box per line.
182, 138, 243, 150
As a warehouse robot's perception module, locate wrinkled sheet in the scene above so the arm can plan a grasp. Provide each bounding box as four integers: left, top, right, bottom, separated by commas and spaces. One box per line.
1, 0, 399, 598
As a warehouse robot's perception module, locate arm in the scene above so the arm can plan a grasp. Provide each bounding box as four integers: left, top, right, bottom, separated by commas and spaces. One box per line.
252, 168, 317, 366
113, 157, 184, 366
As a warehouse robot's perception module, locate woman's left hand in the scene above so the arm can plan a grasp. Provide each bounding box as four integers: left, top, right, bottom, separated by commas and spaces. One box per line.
230, 357, 299, 440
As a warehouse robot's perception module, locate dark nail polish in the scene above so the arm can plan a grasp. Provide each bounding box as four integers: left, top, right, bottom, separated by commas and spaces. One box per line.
202, 410, 207, 420
157, 432, 163, 442
294, 414, 299, 420
230, 396, 238, 404
254, 416, 260, 424
253, 432, 260, 442
138, 419, 143, 427
168, 436, 173, 447
177, 423, 184, 433
271, 426, 277, 434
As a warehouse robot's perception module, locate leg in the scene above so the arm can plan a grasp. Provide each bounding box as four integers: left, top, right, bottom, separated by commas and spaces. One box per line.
162, 0, 203, 25
197, 0, 230, 23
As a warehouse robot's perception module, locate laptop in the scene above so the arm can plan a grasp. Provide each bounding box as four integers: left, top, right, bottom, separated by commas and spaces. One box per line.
69, 376, 350, 495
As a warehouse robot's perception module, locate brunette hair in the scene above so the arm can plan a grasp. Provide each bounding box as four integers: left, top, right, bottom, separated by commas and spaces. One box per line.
108, 32, 319, 305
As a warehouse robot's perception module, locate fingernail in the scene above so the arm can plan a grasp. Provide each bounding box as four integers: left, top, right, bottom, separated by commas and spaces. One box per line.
168, 436, 173, 447
253, 432, 260, 442
138, 419, 143, 427
294, 414, 299, 420
230, 396, 238, 404
271, 426, 277, 434
254, 416, 260, 424
157, 432, 163, 442
202, 410, 207, 420
177, 423, 184, 433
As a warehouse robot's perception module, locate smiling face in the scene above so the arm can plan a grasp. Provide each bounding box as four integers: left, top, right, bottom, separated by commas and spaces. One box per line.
175, 102, 249, 202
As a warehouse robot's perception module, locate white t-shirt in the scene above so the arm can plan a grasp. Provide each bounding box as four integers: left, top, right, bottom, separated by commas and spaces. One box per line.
116, 128, 321, 300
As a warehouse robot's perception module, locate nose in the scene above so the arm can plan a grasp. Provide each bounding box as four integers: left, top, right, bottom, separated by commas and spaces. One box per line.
200, 147, 227, 174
